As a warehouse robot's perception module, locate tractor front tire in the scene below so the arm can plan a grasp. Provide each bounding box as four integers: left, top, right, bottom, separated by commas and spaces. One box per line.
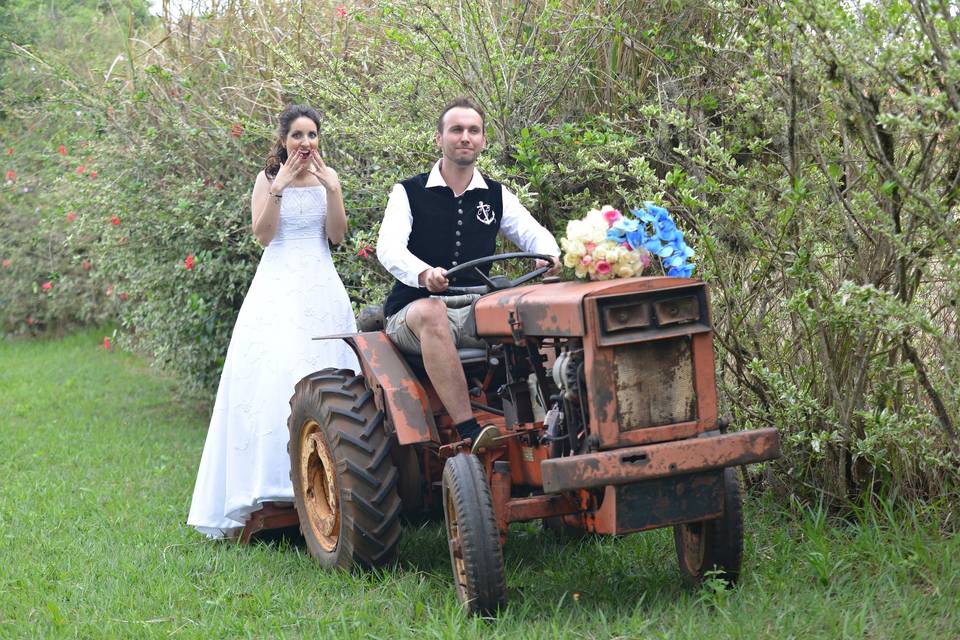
673, 467, 744, 585
442, 454, 507, 616
287, 368, 401, 570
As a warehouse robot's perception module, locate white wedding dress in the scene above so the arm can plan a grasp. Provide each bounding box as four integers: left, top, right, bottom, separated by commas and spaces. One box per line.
188, 186, 359, 538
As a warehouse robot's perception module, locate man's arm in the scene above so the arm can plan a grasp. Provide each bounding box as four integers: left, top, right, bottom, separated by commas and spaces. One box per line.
498, 186, 561, 260
376, 184, 434, 288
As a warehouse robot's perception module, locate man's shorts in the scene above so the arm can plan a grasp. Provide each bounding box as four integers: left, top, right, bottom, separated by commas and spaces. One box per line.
385, 294, 486, 355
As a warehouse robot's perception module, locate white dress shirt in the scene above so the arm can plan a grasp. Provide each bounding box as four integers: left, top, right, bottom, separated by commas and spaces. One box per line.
376, 160, 560, 288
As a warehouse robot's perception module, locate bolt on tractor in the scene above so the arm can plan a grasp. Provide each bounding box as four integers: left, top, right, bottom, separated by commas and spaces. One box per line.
283, 253, 782, 615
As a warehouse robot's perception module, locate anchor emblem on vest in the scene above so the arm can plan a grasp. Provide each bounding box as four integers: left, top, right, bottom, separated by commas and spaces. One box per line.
475, 200, 495, 225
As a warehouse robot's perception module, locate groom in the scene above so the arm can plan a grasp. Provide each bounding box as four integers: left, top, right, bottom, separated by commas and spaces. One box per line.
376, 97, 560, 450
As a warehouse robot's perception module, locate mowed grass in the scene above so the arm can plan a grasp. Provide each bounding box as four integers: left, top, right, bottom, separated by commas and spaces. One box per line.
1, 330, 958, 639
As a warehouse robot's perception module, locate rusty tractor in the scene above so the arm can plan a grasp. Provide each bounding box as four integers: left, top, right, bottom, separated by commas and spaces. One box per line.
283, 252, 781, 614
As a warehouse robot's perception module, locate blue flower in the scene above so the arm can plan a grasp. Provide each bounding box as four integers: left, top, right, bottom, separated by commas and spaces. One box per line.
631, 202, 695, 278
625, 229, 644, 250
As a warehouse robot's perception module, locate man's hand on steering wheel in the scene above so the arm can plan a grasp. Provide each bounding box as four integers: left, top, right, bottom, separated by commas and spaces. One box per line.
536, 256, 561, 276
419, 266, 450, 293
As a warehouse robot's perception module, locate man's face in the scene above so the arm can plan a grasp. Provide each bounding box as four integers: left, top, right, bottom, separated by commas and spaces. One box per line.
436, 107, 486, 167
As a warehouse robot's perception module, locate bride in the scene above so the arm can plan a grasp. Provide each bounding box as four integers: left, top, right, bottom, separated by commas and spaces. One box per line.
188, 104, 359, 538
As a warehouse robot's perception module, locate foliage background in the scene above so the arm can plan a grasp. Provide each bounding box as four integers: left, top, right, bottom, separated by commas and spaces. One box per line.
2, 0, 958, 508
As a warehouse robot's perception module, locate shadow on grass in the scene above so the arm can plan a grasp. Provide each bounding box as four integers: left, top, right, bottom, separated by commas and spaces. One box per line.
397, 516, 692, 619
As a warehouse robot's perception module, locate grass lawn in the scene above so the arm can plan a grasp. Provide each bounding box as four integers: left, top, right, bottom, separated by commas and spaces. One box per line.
0, 330, 957, 639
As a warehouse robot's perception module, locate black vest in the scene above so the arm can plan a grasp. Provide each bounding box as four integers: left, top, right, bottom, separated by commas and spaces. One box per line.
383, 172, 503, 317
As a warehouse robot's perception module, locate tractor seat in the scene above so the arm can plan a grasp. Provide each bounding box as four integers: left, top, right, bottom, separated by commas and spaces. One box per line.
357, 304, 489, 370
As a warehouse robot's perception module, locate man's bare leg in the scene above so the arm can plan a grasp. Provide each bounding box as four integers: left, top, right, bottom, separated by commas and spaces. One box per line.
404, 298, 473, 424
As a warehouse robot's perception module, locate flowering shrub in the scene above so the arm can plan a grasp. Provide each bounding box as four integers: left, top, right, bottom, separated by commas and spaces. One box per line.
560, 203, 694, 280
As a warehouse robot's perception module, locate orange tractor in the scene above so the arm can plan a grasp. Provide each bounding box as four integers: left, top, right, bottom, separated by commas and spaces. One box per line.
284, 253, 781, 614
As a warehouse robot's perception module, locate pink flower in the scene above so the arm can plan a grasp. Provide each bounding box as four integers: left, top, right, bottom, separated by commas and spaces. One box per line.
1, 258, 10, 268
336, 5, 347, 17
229, 123, 243, 138
118, 292, 129, 301
595, 260, 611, 275
585, 242, 596, 253
356, 245, 373, 259
215, 182, 224, 190
580, 255, 593, 265
110, 214, 121, 226
103, 336, 111, 349
5, 148, 12, 155
76, 165, 86, 174
82, 260, 92, 271
58, 144, 67, 155
105, 284, 114, 296
5, 170, 15, 182
26, 315, 34, 326
41, 281, 53, 291
640, 252, 651, 269
184, 254, 195, 270
603, 208, 622, 226
67, 211, 77, 222
89, 170, 97, 179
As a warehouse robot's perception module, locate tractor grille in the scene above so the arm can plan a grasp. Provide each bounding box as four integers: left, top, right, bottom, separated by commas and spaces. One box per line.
613, 336, 697, 431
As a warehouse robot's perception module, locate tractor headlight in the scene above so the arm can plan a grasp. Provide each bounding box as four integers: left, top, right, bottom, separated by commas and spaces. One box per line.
596, 287, 708, 342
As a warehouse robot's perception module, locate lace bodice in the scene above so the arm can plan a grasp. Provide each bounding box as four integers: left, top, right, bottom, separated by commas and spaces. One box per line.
271, 186, 328, 245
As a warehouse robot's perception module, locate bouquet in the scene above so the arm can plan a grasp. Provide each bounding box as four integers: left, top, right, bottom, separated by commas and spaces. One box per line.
560, 203, 695, 280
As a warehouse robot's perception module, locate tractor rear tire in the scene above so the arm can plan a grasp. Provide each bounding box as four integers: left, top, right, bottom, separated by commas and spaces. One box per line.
442, 453, 507, 616
287, 368, 401, 570
673, 467, 744, 585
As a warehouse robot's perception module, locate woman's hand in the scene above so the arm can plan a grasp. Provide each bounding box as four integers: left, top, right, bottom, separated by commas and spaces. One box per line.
271, 149, 311, 193
308, 150, 342, 193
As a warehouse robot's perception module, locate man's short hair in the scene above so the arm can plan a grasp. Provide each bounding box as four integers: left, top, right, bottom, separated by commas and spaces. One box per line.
437, 97, 485, 133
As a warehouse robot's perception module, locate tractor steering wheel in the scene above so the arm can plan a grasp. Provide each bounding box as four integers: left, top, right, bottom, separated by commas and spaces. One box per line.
443, 252, 556, 295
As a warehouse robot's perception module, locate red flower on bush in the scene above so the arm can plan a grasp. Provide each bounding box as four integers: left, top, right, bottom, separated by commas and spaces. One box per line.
336, 5, 347, 17
76, 165, 86, 174
356, 244, 373, 258
111, 214, 121, 226
82, 260, 91, 271
26, 315, 34, 326
106, 284, 114, 296
103, 336, 111, 349
89, 170, 97, 179
185, 254, 195, 270
67, 211, 77, 222
5, 170, 15, 182
58, 144, 67, 155
2, 258, 11, 268
41, 281, 52, 291
230, 123, 243, 138
118, 292, 129, 301
5, 148, 12, 155
203, 177, 211, 187
215, 182, 224, 190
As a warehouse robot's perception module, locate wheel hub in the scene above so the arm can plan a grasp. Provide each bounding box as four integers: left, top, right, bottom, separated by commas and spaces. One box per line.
445, 490, 469, 600
678, 522, 706, 572
299, 421, 339, 551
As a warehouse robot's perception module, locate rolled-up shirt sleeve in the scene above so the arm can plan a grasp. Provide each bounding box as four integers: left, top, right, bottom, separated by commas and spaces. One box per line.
498, 186, 560, 257
376, 184, 432, 288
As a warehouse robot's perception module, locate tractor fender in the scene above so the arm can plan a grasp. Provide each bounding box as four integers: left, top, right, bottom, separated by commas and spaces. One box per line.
315, 332, 438, 445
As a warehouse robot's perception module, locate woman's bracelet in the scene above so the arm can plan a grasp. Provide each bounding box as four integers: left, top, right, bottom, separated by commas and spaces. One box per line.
269, 191, 282, 200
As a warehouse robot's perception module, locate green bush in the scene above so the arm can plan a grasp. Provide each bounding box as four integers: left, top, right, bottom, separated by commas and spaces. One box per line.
3, 0, 958, 505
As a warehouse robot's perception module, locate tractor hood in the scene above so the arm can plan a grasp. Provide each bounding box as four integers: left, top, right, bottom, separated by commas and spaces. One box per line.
473, 276, 701, 337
